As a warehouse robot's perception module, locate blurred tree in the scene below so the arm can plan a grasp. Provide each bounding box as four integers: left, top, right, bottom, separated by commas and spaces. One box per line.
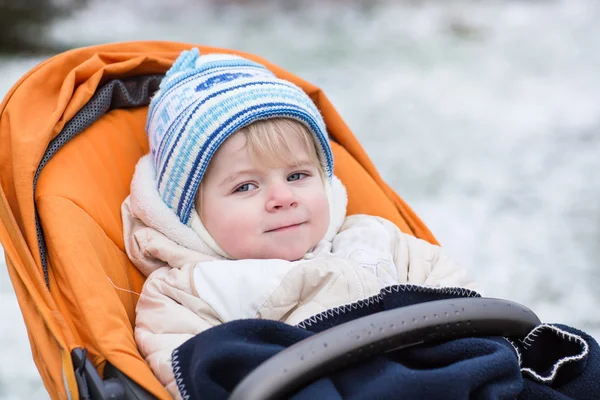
0, 0, 88, 55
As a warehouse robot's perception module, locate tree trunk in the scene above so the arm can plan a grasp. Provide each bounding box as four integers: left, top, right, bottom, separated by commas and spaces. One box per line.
0, 0, 87, 55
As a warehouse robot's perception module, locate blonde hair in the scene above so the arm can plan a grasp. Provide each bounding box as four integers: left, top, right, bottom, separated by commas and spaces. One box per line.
240, 118, 324, 178
196, 118, 325, 212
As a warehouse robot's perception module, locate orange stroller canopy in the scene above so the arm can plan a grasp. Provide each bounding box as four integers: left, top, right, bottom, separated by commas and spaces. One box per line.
0, 41, 437, 399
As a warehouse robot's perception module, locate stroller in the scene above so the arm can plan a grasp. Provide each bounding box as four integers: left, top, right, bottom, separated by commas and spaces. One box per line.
0, 41, 595, 400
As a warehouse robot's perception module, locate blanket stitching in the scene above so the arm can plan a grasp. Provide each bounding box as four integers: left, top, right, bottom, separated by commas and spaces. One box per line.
505, 338, 523, 367
297, 284, 480, 329
172, 349, 190, 400
519, 324, 589, 383
520, 329, 540, 349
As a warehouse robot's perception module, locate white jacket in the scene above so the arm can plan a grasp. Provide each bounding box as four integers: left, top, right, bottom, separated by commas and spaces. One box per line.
122, 155, 477, 398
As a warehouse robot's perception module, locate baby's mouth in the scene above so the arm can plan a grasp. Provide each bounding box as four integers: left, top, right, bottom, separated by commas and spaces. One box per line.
265, 222, 305, 233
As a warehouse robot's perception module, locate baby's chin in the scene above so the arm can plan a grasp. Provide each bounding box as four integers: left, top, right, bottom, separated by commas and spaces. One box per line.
232, 245, 312, 261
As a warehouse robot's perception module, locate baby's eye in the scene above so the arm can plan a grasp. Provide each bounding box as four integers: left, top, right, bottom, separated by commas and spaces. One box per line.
234, 183, 258, 193
287, 172, 308, 182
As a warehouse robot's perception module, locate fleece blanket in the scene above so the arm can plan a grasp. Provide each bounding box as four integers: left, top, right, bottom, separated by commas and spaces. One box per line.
172, 285, 600, 399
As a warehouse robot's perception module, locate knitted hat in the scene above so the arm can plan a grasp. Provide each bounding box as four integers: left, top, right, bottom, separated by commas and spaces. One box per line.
147, 48, 334, 225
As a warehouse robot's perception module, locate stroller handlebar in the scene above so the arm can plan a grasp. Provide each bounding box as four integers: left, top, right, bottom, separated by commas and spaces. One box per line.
230, 297, 541, 400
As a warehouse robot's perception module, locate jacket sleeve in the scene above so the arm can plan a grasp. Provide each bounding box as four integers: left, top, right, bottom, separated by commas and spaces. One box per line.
134, 264, 221, 399
337, 215, 479, 292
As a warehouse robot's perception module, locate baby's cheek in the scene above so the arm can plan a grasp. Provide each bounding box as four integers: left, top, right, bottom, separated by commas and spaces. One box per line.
314, 195, 331, 230
215, 216, 257, 255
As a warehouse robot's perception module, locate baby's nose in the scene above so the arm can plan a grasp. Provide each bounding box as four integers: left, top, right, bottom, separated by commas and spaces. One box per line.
266, 184, 297, 211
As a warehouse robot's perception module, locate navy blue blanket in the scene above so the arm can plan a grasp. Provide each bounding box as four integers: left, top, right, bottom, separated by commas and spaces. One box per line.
172, 285, 600, 399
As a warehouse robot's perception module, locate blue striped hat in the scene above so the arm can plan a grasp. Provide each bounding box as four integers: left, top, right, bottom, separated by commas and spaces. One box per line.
147, 48, 334, 225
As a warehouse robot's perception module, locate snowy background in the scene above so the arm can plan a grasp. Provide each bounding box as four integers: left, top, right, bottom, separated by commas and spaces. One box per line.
1, 0, 600, 398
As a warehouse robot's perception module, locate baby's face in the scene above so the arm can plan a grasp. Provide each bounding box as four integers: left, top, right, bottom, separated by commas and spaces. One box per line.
198, 131, 330, 261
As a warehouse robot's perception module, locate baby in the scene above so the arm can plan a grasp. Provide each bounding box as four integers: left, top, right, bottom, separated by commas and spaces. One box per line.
121, 48, 476, 398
